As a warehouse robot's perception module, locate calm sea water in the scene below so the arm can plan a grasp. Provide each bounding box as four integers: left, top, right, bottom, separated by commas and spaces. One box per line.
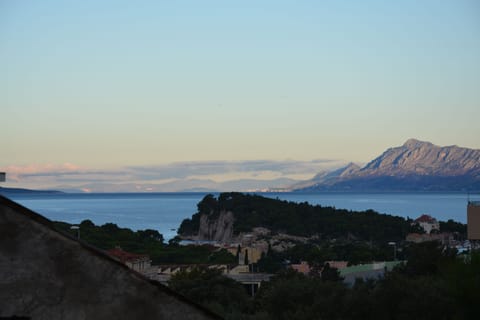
5, 192, 469, 240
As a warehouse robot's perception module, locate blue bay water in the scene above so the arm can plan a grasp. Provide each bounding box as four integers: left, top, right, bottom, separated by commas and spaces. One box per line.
6, 192, 469, 240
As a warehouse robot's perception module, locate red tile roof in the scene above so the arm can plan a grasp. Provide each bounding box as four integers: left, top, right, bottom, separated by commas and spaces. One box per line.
107, 247, 149, 263
414, 214, 437, 223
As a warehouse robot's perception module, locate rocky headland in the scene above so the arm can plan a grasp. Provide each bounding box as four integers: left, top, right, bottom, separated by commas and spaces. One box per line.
177, 193, 418, 252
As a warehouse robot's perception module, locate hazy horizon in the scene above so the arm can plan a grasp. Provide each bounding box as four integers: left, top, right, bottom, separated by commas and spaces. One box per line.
2, 138, 480, 192
2, 0, 479, 191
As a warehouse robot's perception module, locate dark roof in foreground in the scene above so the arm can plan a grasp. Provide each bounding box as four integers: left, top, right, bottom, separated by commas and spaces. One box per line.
0, 195, 222, 320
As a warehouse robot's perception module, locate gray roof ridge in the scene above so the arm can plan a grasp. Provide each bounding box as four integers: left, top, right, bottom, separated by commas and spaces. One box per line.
0, 194, 223, 320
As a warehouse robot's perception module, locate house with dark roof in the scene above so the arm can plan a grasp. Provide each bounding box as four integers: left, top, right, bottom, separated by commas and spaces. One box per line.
0, 195, 221, 320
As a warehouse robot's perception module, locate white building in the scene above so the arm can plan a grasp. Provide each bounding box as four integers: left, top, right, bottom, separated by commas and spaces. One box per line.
413, 214, 440, 234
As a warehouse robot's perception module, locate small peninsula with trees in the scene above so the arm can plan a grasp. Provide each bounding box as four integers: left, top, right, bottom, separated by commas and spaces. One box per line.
178, 193, 465, 266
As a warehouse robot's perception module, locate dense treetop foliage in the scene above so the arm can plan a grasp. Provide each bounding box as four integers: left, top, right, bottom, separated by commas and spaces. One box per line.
54, 220, 236, 265
168, 243, 480, 320
168, 267, 253, 319
179, 192, 423, 244
439, 219, 467, 235
256, 241, 395, 273
54, 219, 163, 251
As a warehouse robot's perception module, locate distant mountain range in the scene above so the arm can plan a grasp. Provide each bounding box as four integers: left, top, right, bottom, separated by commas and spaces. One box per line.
52, 178, 299, 193
5, 139, 478, 193
291, 139, 480, 192
0, 187, 63, 195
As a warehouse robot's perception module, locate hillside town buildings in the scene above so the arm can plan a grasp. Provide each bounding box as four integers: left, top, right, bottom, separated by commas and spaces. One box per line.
290, 261, 311, 274
290, 261, 349, 275
406, 232, 453, 244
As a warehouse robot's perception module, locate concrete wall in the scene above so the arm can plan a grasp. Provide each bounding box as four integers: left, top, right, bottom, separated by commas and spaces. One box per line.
467, 203, 480, 240
0, 196, 221, 320
227, 246, 263, 265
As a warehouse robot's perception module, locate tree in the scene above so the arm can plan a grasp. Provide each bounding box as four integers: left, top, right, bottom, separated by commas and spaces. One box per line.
137, 229, 164, 243
257, 251, 284, 273
401, 241, 456, 277
255, 270, 346, 320
168, 266, 252, 319
321, 263, 343, 282
236, 244, 241, 262
197, 194, 218, 214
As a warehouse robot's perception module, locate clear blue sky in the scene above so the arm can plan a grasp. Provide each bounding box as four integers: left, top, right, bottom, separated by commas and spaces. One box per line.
2, 0, 479, 171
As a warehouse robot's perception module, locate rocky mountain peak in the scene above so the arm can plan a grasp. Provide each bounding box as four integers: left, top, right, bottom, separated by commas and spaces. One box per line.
340, 162, 361, 177
360, 139, 480, 176
402, 138, 433, 149
292, 139, 480, 191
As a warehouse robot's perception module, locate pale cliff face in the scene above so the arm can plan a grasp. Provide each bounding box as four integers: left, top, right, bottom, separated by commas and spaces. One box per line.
198, 211, 235, 243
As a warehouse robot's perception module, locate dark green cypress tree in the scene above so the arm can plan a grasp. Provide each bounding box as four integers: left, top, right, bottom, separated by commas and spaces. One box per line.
236, 244, 241, 261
